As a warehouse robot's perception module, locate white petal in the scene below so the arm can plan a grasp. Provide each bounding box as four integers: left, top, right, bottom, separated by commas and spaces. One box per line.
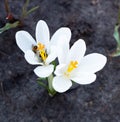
50, 27, 71, 46
50, 27, 71, 64
34, 65, 54, 78
53, 76, 72, 93
54, 64, 66, 76
36, 20, 50, 48
57, 40, 70, 64
16, 31, 36, 53
78, 53, 107, 73
71, 73, 96, 85
45, 46, 57, 64
24, 50, 43, 65
67, 39, 86, 63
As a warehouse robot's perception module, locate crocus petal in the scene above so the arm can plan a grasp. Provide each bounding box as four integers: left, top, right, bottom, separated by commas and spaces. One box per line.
71, 73, 96, 85
36, 20, 50, 48
57, 39, 70, 64
24, 50, 43, 65
54, 64, 66, 76
67, 39, 86, 63
45, 46, 57, 64
50, 27, 71, 46
16, 31, 36, 53
53, 76, 72, 93
34, 65, 54, 78
78, 53, 107, 73
50, 28, 71, 64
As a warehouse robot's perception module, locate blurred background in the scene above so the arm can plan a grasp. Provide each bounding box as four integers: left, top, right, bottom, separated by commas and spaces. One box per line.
0, 0, 120, 122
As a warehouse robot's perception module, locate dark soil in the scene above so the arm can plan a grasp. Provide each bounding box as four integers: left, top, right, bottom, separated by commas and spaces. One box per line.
0, 0, 120, 122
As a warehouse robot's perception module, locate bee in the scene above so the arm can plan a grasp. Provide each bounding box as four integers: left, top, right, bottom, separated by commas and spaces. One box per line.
32, 44, 48, 63
32, 45, 38, 53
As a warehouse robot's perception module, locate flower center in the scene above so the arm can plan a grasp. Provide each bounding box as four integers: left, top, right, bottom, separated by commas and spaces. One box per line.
32, 42, 47, 62
64, 61, 78, 77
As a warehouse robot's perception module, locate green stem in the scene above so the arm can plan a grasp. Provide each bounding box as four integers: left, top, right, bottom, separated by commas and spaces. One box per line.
47, 74, 56, 97
0, 21, 19, 34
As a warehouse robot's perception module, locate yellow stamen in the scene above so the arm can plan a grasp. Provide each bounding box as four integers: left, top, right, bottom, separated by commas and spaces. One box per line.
37, 43, 45, 51
67, 61, 78, 72
64, 61, 78, 77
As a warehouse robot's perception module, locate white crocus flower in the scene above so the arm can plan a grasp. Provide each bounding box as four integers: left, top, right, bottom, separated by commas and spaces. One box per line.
16, 20, 71, 78
53, 39, 107, 93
